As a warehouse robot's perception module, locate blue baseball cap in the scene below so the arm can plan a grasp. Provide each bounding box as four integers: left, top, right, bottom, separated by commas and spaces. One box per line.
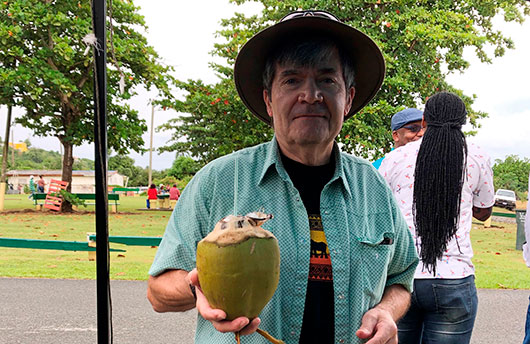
391, 108, 423, 131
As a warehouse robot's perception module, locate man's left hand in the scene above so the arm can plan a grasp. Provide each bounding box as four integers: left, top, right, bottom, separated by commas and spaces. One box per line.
355, 307, 398, 344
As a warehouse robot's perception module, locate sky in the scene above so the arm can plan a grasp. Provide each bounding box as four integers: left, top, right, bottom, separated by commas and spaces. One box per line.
1, 1, 529, 171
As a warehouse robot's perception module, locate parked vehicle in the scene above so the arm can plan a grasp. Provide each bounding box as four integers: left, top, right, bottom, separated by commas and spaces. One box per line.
494, 189, 516, 211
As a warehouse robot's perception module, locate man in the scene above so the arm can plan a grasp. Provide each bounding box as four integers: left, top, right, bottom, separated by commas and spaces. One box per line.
379, 92, 494, 344
148, 10, 418, 344
372, 108, 424, 169
523, 171, 530, 344
37, 175, 46, 193
28, 175, 36, 199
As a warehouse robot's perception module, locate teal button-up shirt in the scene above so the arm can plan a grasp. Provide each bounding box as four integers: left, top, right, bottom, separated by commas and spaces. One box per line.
149, 138, 418, 344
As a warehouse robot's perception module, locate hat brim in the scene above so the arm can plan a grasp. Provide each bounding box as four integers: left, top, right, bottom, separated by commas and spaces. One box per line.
234, 16, 386, 126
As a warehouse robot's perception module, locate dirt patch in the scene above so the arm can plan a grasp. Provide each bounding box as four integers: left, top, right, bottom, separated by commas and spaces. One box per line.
491, 216, 516, 224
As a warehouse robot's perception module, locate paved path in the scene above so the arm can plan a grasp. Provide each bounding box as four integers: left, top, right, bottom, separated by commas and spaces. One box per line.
0, 278, 527, 343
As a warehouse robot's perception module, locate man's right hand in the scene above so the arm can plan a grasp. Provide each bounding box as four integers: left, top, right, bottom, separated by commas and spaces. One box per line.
188, 269, 261, 335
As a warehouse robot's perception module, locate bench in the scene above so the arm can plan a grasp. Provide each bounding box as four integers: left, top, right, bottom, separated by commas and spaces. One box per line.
112, 187, 140, 196
0, 238, 126, 252
32, 193, 120, 213
87, 234, 162, 247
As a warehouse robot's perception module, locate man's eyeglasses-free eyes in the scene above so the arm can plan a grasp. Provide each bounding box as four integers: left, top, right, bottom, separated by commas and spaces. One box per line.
402, 124, 424, 133
281, 10, 339, 22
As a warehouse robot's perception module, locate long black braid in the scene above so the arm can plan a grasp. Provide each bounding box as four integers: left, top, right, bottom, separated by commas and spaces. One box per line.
412, 91, 468, 275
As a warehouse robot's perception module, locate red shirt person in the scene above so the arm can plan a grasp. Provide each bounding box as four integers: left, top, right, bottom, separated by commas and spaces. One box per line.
146, 184, 158, 209
169, 184, 180, 201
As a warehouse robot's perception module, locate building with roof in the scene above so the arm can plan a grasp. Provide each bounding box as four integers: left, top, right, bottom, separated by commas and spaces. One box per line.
6, 170, 125, 193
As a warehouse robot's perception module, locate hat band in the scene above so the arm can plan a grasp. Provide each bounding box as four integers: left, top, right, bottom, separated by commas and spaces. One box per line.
281, 10, 339, 22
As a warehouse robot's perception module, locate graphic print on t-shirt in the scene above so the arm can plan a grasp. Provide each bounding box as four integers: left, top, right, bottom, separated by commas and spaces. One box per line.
308, 214, 333, 282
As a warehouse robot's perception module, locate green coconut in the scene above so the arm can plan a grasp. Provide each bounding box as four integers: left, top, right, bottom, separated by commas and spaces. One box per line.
196, 212, 280, 321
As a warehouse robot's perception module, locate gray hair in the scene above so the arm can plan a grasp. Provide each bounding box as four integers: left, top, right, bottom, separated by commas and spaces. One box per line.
262, 36, 356, 94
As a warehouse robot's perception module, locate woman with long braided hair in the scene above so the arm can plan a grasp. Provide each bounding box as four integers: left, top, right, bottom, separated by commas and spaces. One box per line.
379, 91, 495, 344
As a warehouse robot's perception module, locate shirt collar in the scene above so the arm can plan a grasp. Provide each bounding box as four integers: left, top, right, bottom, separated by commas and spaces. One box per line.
258, 137, 352, 198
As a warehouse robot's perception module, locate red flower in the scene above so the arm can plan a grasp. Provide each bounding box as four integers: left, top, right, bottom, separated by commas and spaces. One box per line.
385, 22, 391, 28
396, 10, 400, 14
224, 100, 229, 105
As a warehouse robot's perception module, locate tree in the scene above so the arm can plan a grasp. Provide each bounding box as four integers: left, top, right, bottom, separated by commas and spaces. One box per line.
160, 0, 530, 162
108, 154, 149, 186
167, 155, 200, 179
108, 154, 136, 179
492, 155, 530, 200
0, 0, 175, 210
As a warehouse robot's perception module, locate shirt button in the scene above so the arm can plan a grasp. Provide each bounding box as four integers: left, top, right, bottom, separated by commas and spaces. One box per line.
338, 294, 345, 300
296, 197, 300, 202
339, 339, 345, 343
324, 210, 329, 215
291, 331, 295, 336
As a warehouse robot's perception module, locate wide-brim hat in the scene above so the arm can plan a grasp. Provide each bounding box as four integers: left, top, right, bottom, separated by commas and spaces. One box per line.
234, 10, 386, 126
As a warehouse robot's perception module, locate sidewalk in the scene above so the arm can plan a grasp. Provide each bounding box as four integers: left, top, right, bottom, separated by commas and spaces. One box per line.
0, 278, 527, 343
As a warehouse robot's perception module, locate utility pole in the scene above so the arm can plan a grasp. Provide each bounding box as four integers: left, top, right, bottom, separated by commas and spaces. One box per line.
148, 103, 154, 187
0, 105, 13, 211
10, 123, 14, 167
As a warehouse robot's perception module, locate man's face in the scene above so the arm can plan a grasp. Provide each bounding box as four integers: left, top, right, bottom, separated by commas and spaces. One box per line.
392, 120, 425, 148
263, 48, 354, 152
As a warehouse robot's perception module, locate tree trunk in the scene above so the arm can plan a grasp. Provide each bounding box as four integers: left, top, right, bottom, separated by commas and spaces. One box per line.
61, 139, 74, 212
1, 105, 12, 183
0, 105, 13, 211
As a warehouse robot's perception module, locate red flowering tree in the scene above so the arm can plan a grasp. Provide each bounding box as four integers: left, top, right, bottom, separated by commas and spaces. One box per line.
161, 0, 529, 164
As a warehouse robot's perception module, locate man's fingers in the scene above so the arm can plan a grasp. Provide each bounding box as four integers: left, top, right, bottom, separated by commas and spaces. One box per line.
187, 268, 259, 336
186, 268, 199, 286
356, 314, 377, 339
239, 317, 261, 335
363, 330, 398, 344
194, 283, 226, 321
356, 308, 398, 344
211, 317, 250, 333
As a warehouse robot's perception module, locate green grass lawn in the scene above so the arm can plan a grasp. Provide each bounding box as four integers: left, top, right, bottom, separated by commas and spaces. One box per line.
0, 193, 172, 280
1, 194, 528, 289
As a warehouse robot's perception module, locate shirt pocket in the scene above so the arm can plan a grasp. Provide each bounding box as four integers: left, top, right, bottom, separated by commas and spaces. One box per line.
351, 210, 396, 304
356, 233, 394, 303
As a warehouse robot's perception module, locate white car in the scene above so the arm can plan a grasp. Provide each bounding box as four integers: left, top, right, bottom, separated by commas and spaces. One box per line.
494, 189, 516, 211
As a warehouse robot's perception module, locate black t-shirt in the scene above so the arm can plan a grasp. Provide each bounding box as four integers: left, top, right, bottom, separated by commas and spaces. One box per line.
281, 151, 335, 344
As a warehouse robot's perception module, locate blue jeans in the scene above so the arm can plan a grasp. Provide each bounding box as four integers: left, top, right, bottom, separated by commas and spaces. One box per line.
523, 296, 530, 344
398, 275, 478, 344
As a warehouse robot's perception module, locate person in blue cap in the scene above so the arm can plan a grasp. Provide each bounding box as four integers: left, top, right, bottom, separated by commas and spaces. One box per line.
372, 108, 425, 169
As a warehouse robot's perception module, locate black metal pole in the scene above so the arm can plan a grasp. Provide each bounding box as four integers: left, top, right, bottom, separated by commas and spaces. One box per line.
92, 0, 111, 343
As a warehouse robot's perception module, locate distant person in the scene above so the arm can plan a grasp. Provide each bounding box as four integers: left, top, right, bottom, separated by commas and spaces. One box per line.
373, 108, 425, 169
379, 92, 494, 344
523, 171, 530, 344
37, 175, 46, 193
28, 175, 36, 199
169, 184, 180, 201
146, 184, 158, 209
159, 184, 167, 194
